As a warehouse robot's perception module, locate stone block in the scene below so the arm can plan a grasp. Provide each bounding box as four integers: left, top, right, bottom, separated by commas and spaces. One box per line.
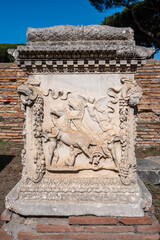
137, 158, 160, 184
5, 25, 154, 218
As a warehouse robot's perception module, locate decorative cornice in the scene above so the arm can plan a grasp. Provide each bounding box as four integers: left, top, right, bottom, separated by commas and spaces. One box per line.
8, 25, 154, 74
16, 44, 154, 59
17, 58, 146, 74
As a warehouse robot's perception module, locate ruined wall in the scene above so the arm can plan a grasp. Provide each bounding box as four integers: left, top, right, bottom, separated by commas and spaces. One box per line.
136, 59, 160, 147
0, 60, 160, 146
0, 63, 27, 142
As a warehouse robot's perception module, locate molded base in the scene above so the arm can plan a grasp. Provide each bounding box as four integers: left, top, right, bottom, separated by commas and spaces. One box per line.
5, 177, 151, 217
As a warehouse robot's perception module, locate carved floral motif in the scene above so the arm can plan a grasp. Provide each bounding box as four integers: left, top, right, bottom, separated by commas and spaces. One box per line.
107, 77, 142, 185
17, 83, 38, 173
30, 96, 45, 183
18, 83, 45, 183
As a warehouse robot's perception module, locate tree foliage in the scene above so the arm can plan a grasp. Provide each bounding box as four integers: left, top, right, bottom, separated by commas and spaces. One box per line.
89, 0, 160, 55
0, 44, 25, 62
89, 0, 139, 11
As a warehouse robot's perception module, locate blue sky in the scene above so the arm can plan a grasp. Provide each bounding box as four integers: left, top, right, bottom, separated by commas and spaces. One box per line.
0, 0, 159, 59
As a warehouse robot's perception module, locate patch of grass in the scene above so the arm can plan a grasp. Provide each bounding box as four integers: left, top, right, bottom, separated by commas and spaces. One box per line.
151, 145, 157, 150
0, 139, 9, 145
143, 180, 160, 222
136, 144, 160, 158
0, 140, 10, 149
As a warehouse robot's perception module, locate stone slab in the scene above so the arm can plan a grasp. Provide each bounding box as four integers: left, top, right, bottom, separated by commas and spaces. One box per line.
5, 177, 151, 217
137, 158, 160, 184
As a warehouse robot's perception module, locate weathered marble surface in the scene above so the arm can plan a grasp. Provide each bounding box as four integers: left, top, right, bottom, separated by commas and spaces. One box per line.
137, 157, 160, 184
27, 25, 134, 42
11, 25, 154, 69
6, 25, 153, 217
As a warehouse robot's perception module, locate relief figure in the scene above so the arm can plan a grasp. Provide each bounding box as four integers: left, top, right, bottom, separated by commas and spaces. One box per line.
44, 102, 95, 167
43, 93, 121, 170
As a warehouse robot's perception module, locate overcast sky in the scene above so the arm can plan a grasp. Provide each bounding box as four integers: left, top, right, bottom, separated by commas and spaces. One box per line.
0, 0, 159, 59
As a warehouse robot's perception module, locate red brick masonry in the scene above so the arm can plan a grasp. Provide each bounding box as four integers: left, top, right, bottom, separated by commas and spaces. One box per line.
0, 63, 27, 142
0, 208, 160, 240
136, 59, 160, 147
0, 60, 160, 147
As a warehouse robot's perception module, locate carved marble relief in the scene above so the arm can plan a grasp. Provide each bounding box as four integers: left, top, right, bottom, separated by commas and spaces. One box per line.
17, 76, 142, 185
6, 25, 154, 217
44, 93, 117, 172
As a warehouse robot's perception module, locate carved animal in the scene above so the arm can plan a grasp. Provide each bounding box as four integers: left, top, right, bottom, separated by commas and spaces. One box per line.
49, 107, 98, 166
52, 126, 94, 166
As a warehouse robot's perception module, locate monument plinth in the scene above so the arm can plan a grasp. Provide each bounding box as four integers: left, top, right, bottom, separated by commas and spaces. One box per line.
6, 25, 154, 217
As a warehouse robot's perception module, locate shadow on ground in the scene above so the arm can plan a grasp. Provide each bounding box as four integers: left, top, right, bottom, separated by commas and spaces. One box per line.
0, 155, 15, 172
0, 141, 23, 227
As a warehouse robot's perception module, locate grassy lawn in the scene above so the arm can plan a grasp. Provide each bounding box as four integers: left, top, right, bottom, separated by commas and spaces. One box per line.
0, 140, 159, 226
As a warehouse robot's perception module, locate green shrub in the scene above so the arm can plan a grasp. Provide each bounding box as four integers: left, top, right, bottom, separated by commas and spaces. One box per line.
0, 43, 25, 62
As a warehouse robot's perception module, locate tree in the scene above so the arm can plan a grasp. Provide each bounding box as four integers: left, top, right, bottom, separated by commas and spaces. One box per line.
0, 44, 25, 62
89, 0, 160, 56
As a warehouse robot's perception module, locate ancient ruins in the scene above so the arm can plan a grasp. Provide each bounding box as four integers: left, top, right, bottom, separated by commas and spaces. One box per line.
6, 25, 154, 217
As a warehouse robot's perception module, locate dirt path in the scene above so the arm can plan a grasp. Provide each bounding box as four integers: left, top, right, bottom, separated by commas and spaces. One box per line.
0, 141, 22, 227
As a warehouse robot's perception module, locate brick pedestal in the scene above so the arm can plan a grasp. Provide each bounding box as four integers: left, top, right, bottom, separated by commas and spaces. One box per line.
1, 208, 159, 240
